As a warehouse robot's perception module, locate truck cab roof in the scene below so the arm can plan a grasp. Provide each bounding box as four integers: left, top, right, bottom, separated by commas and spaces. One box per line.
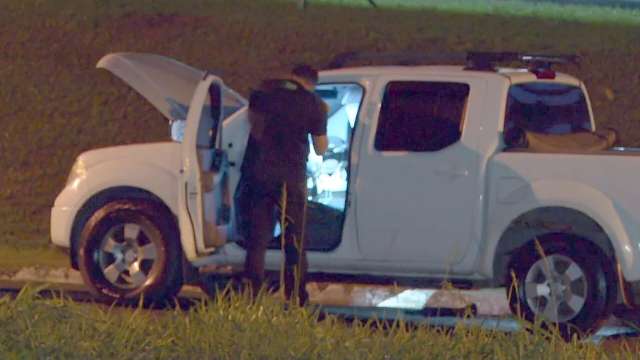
319, 65, 582, 86
321, 51, 582, 86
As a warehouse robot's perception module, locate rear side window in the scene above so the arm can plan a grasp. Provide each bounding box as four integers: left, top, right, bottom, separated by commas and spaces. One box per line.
374, 81, 470, 152
504, 83, 591, 135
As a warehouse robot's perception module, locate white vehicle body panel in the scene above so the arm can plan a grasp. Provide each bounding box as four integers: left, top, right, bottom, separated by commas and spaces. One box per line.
485, 152, 640, 281
355, 73, 486, 273
52, 53, 248, 262
180, 74, 224, 257
50, 53, 640, 291
51, 142, 181, 247
97, 52, 204, 122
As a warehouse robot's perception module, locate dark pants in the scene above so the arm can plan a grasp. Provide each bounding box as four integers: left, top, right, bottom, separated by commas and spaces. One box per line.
235, 174, 309, 304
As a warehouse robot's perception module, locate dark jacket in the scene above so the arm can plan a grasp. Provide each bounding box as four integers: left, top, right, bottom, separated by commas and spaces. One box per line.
242, 79, 327, 183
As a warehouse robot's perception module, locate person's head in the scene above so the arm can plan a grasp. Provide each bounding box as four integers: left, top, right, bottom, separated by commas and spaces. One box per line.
291, 64, 318, 91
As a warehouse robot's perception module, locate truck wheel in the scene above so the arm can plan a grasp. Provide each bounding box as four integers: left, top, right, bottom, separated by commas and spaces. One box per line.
507, 239, 614, 338
78, 199, 182, 304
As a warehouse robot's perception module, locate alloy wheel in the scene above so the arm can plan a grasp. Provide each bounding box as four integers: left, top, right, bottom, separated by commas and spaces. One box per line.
524, 254, 588, 323
96, 223, 159, 289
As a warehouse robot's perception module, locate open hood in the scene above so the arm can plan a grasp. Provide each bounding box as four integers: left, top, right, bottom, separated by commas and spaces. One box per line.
97, 53, 246, 122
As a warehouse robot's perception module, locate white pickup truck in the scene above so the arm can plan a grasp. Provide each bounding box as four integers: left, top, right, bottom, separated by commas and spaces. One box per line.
51, 51, 640, 335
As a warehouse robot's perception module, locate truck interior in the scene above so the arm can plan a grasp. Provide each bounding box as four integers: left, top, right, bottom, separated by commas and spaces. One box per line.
267, 83, 364, 251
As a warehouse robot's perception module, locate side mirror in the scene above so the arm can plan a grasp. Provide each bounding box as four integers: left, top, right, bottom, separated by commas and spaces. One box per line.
170, 119, 186, 142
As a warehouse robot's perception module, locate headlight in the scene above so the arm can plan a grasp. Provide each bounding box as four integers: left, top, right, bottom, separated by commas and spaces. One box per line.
66, 159, 87, 186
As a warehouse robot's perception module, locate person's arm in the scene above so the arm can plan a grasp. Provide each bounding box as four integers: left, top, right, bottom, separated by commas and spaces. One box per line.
248, 109, 265, 140
310, 99, 329, 155
311, 135, 328, 155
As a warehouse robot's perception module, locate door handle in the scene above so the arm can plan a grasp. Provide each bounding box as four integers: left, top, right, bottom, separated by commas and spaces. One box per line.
434, 166, 469, 180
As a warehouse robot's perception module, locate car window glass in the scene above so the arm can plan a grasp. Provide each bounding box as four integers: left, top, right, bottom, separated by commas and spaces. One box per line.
504, 83, 592, 135
374, 81, 470, 152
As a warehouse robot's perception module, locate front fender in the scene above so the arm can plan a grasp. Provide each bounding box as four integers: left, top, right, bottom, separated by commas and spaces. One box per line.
57, 160, 178, 209
482, 179, 640, 282
55, 160, 197, 262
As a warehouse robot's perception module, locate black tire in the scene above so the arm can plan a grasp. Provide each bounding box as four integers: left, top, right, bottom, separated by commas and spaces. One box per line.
78, 199, 182, 304
506, 238, 615, 338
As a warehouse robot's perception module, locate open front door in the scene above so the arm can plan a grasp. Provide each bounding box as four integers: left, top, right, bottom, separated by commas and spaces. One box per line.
181, 75, 229, 255
96, 53, 248, 259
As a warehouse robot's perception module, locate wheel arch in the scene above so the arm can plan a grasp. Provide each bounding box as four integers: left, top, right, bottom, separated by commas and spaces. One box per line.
492, 206, 617, 286
69, 186, 177, 270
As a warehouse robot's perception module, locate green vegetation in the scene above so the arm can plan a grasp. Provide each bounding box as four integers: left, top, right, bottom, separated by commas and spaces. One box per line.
319, 0, 640, 25
0, 245, 67, 272
0, 286, 633, 359
1, 2, 638, 357
0, 0, 639, 249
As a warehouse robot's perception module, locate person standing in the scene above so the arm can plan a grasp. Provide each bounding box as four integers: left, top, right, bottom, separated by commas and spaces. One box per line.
236, 64, 328, 305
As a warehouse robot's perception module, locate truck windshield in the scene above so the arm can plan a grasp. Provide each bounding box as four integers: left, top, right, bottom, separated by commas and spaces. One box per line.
504, 83, 592, 135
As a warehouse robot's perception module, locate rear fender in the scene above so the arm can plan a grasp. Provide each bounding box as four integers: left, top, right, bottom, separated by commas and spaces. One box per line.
485, 180, 639, 284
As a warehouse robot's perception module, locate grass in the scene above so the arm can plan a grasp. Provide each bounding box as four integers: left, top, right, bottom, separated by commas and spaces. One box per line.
1, 2, 639, 356
0, 285, 633, 359
0, 0, 639, 251
317, 0, 640, 25
0, 245, 67, 272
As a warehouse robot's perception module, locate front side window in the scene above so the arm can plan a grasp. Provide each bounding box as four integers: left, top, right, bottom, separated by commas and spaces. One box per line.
374, 81, 470, 152
504, 83, 591, 135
